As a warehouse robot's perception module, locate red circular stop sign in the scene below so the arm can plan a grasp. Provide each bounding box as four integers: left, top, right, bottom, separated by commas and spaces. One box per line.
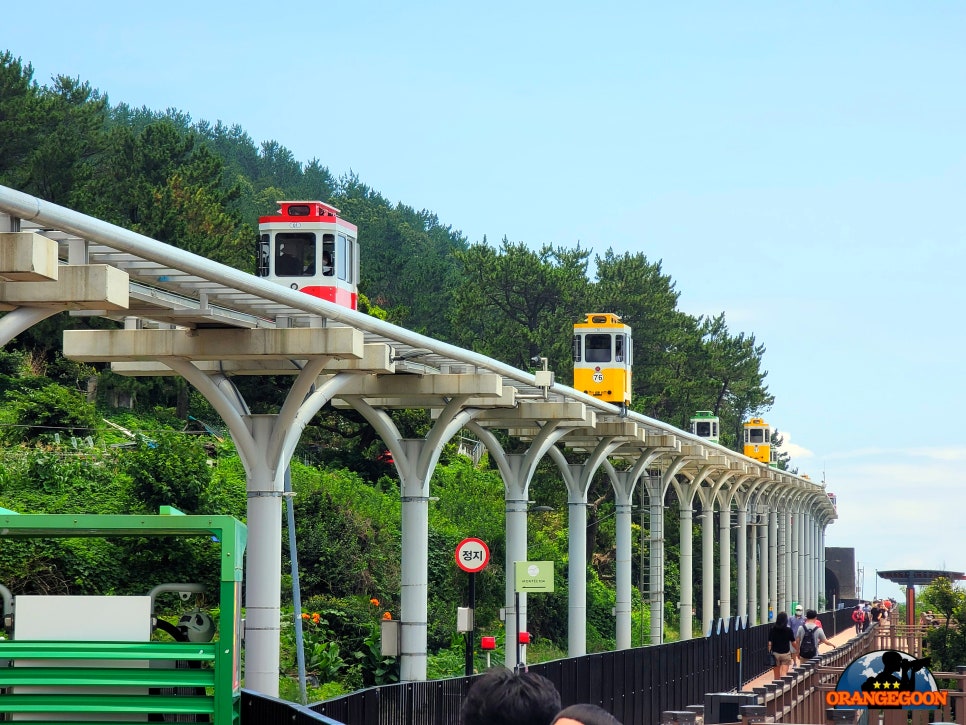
455, 538, 490, 573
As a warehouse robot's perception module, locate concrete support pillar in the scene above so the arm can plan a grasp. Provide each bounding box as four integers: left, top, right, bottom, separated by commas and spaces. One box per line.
244, 415, 284, 696
614, 500, 634, 649
597, 463, 644, 650
818, 521, 824, 607
736, 508, 748, 622
797, 512, 807, 609
788, 513, 805, 606
503, 463, 529, 672
804, 514, 814, 608
701, 508, 714, 635
748, 519, 758, 624
648, 484, 666, 645
567, 497, 589, 657
679, 506, 693, 640
471, 421, 573, 671
397, 439, 432, 682
758, 514, 769, 624
777, 510, 787, 613
719, 506, 732, 621
768, 510, 778, 619
813, 516, 819, 607
819, 524, 827, 608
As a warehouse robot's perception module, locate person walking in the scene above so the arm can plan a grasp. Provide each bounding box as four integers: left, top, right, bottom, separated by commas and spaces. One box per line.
795, 609, 834, 661
767, 611, 796, 679
870, 600, 882, 626
788, 605, 806, 667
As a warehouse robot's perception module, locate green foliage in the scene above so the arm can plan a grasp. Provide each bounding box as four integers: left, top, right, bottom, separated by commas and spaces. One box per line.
450, 239, 589, 370
427, 458, 507, 635
0, 54, 108, 205
426, 630, 470, 680
0, 446, 129, 594
205, 453, 247, 519
277, 676, 347, 705
119, 431, 211, 513
0, 350, 26, 376
921, 578, 966, 673
592, 249, 689, 405
922, 577, 965, 621
288, 466, 400, 600
279, 609, 346, 685
0, 52, 39, 185
351, 623, 399, 687
0, 382, 100, 444
586, 570, 617, 652
290, 597, 398, 689
336, 173, 467, 337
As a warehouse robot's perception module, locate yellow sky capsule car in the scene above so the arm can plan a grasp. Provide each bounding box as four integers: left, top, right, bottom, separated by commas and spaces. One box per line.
573, 313, 632, 408
743, 417, 771, 463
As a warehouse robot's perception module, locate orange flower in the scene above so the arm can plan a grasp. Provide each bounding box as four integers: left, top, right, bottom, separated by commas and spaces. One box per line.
311, 612, 321, 624
382, 611, 392, 620
370, 598, 380, 607
301, 613, 309, 620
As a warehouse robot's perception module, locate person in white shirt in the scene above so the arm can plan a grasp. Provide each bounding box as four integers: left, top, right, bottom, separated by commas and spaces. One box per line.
788, 605, 806, 666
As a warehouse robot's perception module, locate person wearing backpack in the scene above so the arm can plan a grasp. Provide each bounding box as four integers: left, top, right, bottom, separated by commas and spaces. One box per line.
851, 605, 866, 635
795, 609, 832, 662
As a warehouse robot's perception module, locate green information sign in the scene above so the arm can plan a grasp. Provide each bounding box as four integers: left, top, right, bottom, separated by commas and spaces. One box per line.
514, 561, 554, 592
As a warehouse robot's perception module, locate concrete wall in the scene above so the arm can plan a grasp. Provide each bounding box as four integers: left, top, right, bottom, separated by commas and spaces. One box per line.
825, 546, 856, 603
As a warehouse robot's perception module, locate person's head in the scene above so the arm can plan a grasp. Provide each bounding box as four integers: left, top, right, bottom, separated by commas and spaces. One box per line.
794, 605, 803, 617
461, 668, 561, 725
552, 703, 623, 725
774, 611, 788, 628
805, 609, 818, 620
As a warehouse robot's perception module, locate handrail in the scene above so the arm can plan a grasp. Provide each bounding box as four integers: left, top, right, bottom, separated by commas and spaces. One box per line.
0, 639, 220, 718
0, 693, 214, 715
0, 639, 216, 660
0, 665, 214, 688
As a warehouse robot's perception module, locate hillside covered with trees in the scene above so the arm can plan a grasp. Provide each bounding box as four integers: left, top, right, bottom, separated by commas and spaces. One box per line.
0, 52, 783, 699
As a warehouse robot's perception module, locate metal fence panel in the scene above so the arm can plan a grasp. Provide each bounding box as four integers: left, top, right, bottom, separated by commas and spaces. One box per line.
245, 614, 858, 725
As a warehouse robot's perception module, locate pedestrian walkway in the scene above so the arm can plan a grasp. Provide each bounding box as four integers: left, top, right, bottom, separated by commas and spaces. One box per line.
742, 617, 871, 692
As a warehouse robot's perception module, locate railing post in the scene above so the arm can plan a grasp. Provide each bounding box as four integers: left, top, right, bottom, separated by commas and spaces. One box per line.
686, 704, 705, 722
661, 711, 698, 724
948, 665, 966, 725
739, 704, 770, 723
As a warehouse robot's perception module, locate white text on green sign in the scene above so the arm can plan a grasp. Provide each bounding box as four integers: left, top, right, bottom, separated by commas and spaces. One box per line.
514, 561, 554, 592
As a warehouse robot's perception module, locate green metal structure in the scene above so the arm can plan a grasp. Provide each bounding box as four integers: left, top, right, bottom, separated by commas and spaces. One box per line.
0, 507, 247, 723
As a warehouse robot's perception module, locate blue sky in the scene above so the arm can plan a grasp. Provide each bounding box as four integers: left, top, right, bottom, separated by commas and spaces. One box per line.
5, 1, 965, 603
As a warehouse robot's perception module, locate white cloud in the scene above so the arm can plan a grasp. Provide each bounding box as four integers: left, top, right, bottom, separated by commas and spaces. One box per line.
774, 429, 814, 461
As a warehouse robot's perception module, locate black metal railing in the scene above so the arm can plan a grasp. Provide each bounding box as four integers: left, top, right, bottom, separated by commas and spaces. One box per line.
244, 608, 858, 725
311, 615, 774, 725
241, 688, 344, 724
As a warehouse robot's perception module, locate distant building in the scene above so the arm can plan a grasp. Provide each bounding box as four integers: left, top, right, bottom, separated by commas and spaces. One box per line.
826, 547, 856, 604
